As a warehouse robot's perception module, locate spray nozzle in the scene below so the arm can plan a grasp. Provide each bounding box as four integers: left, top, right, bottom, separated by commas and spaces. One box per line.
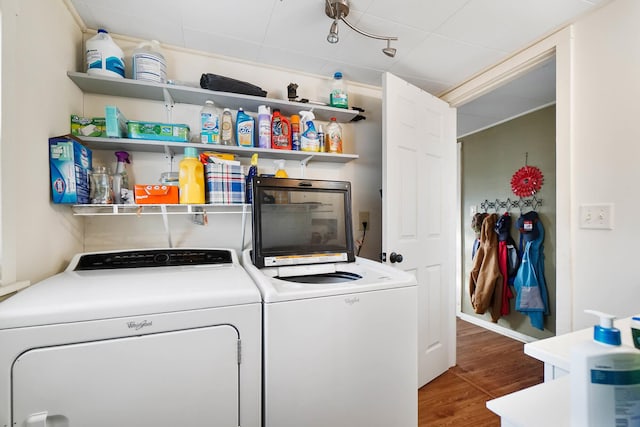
585, 309, 621, 345
115, 151, 130, 164
299, 110, 315, 123
251, 153, 259, 166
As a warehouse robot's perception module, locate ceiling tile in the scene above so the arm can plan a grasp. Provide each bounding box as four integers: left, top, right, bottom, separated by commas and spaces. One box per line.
363, 0, 470, 31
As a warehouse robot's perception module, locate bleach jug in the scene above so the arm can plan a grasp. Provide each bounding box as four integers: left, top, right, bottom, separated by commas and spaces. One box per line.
86, 29, 125, 78
132, 40, 167, 83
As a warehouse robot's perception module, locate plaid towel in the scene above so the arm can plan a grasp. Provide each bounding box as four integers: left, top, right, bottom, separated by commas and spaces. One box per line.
205, 164, 245, 204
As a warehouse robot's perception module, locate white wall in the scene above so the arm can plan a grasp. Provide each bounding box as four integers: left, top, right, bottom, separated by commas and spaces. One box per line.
570, 0, 640, 329
0, 0, 84, 286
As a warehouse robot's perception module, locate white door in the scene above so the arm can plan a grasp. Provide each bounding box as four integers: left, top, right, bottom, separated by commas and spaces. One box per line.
382, 72, 457, 387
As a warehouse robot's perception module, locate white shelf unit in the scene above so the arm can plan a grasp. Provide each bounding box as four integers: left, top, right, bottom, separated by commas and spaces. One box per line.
67, 71, 360, 123
66, 71, 360, 247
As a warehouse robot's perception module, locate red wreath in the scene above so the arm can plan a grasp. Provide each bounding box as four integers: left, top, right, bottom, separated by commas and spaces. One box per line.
511, 166, 544, 197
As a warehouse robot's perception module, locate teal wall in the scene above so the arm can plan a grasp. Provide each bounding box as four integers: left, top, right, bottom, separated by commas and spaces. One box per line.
461, 105, 556, 339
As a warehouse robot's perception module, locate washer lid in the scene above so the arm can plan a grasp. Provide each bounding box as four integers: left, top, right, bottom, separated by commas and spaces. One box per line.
0, 249, 261, 329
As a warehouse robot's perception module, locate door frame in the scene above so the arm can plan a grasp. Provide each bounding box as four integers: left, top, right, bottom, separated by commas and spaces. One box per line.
441, 25, 574, 335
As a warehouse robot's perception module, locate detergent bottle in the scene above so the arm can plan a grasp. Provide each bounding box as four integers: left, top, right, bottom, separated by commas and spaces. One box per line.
273, 159, 289, 204
112, 151, 132, 204
325, 117, 343, 153
236, 108, 255, 148
200, 100, 220, 144
299, 111, 320, 152
245, 153, 259, 204
570, 310, 640, 427
271, 109, 291, 150
179, 147, 205, 204
220, 108, 236, 146
257, 105, 271, 149
329, 72, 348, 109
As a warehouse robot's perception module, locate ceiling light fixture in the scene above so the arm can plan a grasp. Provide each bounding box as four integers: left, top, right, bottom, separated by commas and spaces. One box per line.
325, 0, 398, 58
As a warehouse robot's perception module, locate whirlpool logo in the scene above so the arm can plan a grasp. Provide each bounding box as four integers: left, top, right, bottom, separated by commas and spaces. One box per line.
127, 320, 153, 330
344, 297, 360, 306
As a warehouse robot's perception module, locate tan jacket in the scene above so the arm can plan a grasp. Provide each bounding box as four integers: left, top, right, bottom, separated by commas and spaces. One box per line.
469, 213, 503, 322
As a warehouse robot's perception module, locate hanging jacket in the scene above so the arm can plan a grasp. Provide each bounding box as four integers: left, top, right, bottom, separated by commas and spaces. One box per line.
469, 213, 503, 322
471, 212, 488, 260
495, 213, 516, 316
514, 218, 549, 330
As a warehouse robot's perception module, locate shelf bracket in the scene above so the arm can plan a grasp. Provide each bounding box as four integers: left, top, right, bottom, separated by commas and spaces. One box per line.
299, 155, 314, 178
160, 205, 173, 248
162, 87, 175, 123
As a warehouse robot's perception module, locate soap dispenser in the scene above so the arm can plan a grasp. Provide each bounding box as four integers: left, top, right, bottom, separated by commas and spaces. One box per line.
570, 310, 640, 426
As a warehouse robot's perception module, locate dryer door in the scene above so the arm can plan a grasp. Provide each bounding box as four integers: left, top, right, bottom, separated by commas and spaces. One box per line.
12, 325, 239, 427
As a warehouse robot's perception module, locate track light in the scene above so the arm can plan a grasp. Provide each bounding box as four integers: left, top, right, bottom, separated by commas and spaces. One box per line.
327, 19, 339, 43
382, 39, 396, 58
325, 0, 398, 57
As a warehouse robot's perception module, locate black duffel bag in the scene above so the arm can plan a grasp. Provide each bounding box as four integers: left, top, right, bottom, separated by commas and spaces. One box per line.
200, 73, 267, 97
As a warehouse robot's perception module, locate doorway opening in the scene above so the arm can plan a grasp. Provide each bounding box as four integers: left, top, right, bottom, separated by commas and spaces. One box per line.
457, 56, 556, 340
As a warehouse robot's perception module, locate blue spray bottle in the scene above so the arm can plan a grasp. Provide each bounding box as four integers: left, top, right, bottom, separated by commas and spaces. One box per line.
246, 153, 258, 204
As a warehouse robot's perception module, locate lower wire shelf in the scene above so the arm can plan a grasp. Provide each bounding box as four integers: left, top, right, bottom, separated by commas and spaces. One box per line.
72, 204, 251, 216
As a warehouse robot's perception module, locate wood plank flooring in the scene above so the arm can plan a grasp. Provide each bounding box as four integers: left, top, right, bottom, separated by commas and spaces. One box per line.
418, 318, 544, 426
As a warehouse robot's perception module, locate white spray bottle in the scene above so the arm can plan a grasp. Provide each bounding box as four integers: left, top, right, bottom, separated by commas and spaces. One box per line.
299, 110, 320, 152
570, 310, 640, 427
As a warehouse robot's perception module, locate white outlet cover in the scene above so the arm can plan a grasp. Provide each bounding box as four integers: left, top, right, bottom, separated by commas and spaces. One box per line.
579, 203, 614, 230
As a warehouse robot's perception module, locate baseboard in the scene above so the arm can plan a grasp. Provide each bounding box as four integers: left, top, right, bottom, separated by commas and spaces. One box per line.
457, 312, 537, 343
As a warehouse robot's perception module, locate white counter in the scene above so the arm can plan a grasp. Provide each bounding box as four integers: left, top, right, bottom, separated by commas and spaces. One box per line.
524, 317, 632, 381
487, 317, 636, 426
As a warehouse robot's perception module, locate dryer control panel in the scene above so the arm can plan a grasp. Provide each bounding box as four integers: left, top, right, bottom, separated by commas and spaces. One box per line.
73, 249, 233, 270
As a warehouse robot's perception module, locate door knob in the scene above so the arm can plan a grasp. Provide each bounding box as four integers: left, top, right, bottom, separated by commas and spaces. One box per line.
389, 252, 403, 263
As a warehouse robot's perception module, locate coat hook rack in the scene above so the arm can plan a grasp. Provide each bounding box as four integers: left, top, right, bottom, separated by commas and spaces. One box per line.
480, 196, 543, 213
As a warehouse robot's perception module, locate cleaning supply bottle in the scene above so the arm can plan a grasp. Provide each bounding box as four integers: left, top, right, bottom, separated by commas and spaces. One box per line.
271, 109, 291, 150
112, 151, 132, 204
200, 100, 220, 144
291, 114, 301, 151
245, 153, 259, 204
570, 310, 640, 427
317, 124, 325, 153
325, 117, 343, 153
257, 105, 271, 149
220, 108, 236, 146
132, 39, 167, 83
273, 159, 289, 204
329, 72, 348, 109
299, 111, 320, 152
236, 108, 255, 148
86, 29, 125, 78
179, 147, 205, 204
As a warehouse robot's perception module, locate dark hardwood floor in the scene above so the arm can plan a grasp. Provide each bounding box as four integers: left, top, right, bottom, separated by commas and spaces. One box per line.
418, 318, 544, 426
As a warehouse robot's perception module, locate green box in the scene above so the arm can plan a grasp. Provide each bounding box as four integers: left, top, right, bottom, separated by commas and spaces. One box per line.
70, 115, 106, 137
127, 120, 190, 142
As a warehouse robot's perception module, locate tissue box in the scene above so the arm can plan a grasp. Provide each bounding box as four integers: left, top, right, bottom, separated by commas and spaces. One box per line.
70, 115, 106, 137
205, 163, 245, 204
127, 121, 189, 142
105, 105, 128, 138
134, 184, 179, 204
49, 135, 92, 204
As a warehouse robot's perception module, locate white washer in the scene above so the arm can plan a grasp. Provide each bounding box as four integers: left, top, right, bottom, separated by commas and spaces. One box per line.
0, 248, 261, 427
241, 249, 417, 427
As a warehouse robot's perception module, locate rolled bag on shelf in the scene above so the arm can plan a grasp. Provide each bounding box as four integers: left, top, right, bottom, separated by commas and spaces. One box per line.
200, 73, 267, 97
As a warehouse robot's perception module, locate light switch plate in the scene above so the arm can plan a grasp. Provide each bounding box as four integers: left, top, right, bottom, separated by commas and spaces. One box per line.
579, 204, 614, 229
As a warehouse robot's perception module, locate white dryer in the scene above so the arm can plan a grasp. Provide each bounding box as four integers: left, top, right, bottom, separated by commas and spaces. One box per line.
0, 248, 261, 427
